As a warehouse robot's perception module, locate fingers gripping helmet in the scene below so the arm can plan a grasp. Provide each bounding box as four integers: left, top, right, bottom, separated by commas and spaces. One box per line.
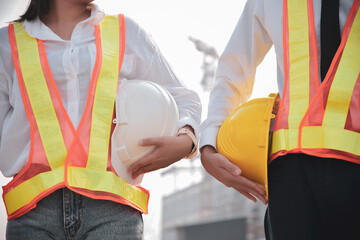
217, 93, 280, 198
111, 79, 179, 185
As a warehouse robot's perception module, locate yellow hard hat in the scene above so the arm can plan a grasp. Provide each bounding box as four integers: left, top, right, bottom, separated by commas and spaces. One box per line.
217, 93, 280, 198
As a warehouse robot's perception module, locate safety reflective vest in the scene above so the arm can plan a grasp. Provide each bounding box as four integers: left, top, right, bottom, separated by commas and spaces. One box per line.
3, 14, 149, 220
270, 0, 360, 163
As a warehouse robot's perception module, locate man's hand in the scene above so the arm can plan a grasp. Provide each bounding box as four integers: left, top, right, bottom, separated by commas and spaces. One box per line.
200, 145, 267, 204
128, 134, 193, 179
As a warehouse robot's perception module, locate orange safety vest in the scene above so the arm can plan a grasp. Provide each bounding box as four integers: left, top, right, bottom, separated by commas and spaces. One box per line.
270, 0, 360, 163
3, 14, 149, 220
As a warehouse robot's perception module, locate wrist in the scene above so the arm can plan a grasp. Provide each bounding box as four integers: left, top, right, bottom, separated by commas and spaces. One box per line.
177, 134, 194, 154
201, 145, 217, 154
177, 126, 198, 159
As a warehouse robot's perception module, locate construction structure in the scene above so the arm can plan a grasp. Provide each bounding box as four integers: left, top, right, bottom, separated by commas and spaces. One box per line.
188, 36, 219, 91
161, 162, 266, 240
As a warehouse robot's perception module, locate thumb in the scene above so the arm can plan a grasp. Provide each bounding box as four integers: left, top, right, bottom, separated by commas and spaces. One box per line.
220, 155, 241, 176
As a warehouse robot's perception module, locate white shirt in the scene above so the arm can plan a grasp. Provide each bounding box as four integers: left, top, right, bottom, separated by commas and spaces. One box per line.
0, 4, 201, 177
200, 0, 354, 149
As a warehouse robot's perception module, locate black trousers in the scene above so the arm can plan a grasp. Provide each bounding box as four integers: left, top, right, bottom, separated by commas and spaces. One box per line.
265, 154, 360, 240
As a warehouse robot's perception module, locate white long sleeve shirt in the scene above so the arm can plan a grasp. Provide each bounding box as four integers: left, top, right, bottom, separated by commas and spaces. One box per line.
200, 0, 353, 150
0, 4, 201, 177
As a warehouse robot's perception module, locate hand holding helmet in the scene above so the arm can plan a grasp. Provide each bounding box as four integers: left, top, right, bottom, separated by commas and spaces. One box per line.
200, 145, 267, 204
213, 93, 279, 202
111, 79, 179, 185
128, 130, 195, 179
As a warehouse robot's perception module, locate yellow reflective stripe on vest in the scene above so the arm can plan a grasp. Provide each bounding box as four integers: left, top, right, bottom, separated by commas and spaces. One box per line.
271, 128, 299, 154
301, 9, 360, 155
322, 10, 360, 128
287, 0, 310, 130
87, 16, 120, 171
67, 166, 148, 212
271, 1, 360, 157
271, 1, 310, 155
79, 15, 148, 211
301, 126, 360, 155
4, 167, 64, 215
13, 22, 67, 170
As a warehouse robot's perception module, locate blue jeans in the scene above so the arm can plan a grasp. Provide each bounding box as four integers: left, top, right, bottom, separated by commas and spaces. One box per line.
6, 188, 143, 240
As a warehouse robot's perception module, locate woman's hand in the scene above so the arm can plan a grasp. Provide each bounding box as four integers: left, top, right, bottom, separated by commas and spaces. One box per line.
128, 134, 193, 179
201, 145, 267, 204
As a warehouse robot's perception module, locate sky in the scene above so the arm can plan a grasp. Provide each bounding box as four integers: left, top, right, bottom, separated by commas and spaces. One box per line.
0, 0, 277, 239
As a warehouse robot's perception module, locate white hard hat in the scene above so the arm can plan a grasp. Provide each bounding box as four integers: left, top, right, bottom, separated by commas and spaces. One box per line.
111, 79, 179, 185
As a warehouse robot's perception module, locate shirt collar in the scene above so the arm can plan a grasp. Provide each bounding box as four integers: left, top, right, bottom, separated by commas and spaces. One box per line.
22, 3, 105, 41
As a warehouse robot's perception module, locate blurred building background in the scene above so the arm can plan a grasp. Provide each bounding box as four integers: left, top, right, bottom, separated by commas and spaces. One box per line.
162, 162, 267, 240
